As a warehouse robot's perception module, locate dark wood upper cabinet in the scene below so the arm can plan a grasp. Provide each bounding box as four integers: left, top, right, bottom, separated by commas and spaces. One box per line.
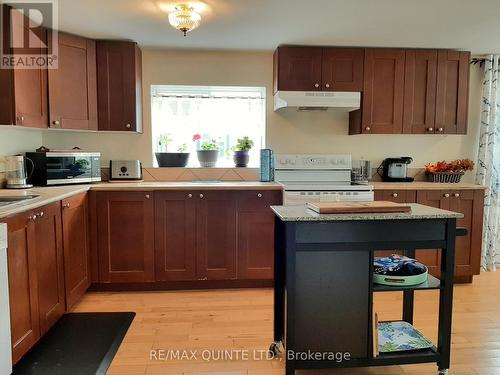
0, 6, 48, 128
154, 191, 197, 281
48, 32, 97, 130
321, 48, 364, 92
403, 50, 438, 134
61, 193, 90, 310
96, 191, 155, 283
273, 46, 364, 92
357, 48, 406, 134
96, 41, 142, 132
274, 46, 323, 92
4, 211, 40, 364
196, 191, 237, 280
435, 50, 470, 134
34, 202, 65, 335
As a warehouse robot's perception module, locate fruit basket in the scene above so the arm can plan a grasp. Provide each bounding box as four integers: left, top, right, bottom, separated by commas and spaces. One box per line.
425, 159, 474, 183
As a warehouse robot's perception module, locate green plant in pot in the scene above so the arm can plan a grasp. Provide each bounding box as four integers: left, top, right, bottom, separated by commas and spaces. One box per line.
194, 134, 220, 167
233, 136, 254, 167
155, 134, 190, 167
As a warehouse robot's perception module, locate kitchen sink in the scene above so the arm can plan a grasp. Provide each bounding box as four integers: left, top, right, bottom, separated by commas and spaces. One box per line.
0, 195, 40, 207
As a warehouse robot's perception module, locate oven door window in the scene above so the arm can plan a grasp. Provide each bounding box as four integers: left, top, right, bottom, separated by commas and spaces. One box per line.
47, 157, 92, 180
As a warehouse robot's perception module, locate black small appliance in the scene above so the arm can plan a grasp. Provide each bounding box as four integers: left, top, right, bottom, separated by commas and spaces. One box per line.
378, 157, 414, 182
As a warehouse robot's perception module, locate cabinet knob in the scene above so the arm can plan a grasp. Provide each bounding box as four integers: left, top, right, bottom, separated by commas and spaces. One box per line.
199, 194, 204, 199
427, 127, 434, 132
257, 193, 263, 198
444, 193, 450, 198
17, 115, 24, 122
62, 203, 70, 209
437, 127, 444, 132
29, 214, 37, 222
145, 194, 150, 199
454, 193, 460, 198
365, 126, 371, 132
125, 123, 131, 129
36, 211, 44, 218
188, 193, 193, 198
52, 120, 60, 126
314, 83, 320, 88
392, 193, 398, 198
325, 83, 330, 88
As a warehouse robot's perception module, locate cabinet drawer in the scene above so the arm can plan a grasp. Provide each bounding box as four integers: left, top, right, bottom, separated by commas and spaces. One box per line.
237, 190, 282, 211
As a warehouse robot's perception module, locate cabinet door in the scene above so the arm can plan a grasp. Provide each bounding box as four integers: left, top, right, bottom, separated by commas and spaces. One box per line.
96, 41, 142, 132
416, 190, 446, 276
361, 49, 405, 134
48, 32, 97, 130
0, 6, 48, 128
196, 191, 237, 280
274, 46, 323, 92
449, 190, 484, 276
62, 193, 90, 310
403, 50, 437, 134
97, 192, 155, 283
34, 203, 65, 335
4, 212, 40, 364
435, 50, 470, 134
321, 48, 364, 92
154, 191, 196, 281
237, 191, 282, 280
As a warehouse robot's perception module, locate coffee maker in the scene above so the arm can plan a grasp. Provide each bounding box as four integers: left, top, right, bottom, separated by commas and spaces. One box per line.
5, 155, 34, 189
378, 157, 414, 182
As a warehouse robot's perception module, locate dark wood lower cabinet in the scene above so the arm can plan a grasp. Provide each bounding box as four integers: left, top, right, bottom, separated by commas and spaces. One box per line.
374, 188, 484, 281
5, 211, 40, 364
62, 193, 90, 310
96, 192, 155, 283
33, 203, 66, 335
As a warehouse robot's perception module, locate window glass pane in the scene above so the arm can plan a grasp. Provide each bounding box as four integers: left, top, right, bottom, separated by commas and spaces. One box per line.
151, 85, 266, 167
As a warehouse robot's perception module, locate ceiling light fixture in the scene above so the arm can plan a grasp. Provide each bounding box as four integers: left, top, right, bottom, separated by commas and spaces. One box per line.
168, 4, 201, 36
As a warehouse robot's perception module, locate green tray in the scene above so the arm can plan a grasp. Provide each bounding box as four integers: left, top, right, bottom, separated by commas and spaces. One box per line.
373, 267, 428, 286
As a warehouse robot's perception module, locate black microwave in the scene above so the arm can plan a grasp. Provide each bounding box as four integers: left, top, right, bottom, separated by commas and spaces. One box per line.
26, 152, 102, 186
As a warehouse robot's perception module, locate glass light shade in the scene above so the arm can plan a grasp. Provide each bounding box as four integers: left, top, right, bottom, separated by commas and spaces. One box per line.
168, 4, 201, 36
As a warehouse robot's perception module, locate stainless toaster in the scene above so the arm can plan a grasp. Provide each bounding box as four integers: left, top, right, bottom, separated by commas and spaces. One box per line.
109, 160, 143, 181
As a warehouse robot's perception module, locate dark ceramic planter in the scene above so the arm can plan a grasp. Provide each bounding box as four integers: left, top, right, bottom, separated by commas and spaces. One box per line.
197, 150, 219, 167
233, 150, 250, 167
155, 152, 190, 167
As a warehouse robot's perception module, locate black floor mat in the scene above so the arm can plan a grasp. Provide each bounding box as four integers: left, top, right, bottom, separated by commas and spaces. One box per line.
13, 312, 135, 375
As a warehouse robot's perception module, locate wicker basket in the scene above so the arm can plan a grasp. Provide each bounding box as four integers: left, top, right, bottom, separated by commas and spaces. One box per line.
426, 172, 464, 183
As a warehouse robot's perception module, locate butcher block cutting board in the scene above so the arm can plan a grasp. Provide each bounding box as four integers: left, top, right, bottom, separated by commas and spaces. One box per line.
306, 201, 412, 214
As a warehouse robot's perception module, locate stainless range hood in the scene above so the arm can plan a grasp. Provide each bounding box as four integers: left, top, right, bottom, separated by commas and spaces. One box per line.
273, 91, 361, 112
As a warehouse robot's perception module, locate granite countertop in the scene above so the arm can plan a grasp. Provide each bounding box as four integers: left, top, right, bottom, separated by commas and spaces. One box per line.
271, 203, 464, 222
0, 182, 283, 220
372, 181, 485, 190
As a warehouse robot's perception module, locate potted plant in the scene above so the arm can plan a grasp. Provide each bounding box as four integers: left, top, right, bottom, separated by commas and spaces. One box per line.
233, 136, 254, 167
155, 134, 190, 167
194, 134, 220, 167
425, 159, 474, 183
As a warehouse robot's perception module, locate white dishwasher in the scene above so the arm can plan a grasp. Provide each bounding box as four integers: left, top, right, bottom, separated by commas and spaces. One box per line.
0, 223, 12, 375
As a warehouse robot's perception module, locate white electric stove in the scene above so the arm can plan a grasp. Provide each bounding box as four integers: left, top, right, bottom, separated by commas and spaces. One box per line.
274, 154, 374, 205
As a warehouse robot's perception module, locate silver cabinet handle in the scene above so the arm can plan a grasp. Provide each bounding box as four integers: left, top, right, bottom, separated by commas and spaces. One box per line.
145, 194, 150, 199
62, 203, 70, 209
257, 193, 263, 198
392, 193, 398, 198
52, 120, 60, 126
325, 83, 330, 88
427, 127, 434, 132
444, 193, 450, 198
125, 123, 131, 129
199, 194, 204, 199
454, 193, 460, 198
314, 83, 320, 88
437, 127, 444, 132
365, 126, 371, 131
188, 193, 193, 198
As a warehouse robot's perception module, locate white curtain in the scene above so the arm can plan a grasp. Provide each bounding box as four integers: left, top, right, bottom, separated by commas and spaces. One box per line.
475, 55, 500, 271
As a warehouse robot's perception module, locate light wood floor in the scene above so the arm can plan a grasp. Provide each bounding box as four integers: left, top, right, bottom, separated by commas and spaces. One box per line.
73, 272, 500, 375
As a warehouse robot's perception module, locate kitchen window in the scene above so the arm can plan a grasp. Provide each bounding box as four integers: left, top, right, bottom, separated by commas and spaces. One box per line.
151, 85, 266, 167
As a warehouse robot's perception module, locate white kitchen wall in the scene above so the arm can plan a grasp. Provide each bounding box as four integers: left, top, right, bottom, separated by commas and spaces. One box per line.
0, 48, 483, 182
0, 128, 43, 174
